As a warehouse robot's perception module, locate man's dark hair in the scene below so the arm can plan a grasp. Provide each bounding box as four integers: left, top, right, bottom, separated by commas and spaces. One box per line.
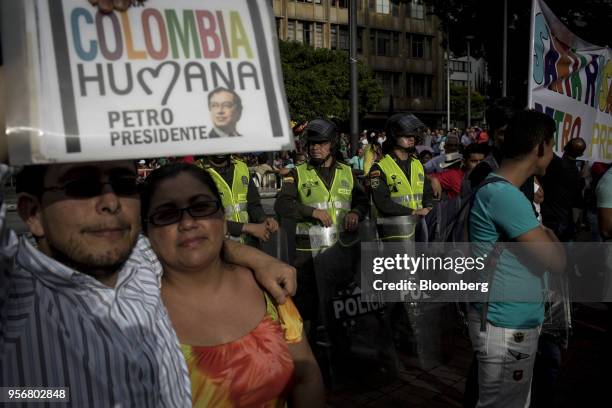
419, 150, 432, 160
485, 97, 520, 134
15, 165, 47, 197
207, 87, 243, 114
140, 162, 222, 233
464, 142, 489, 159
257, 153, 269, 165
502, 110, 556, 159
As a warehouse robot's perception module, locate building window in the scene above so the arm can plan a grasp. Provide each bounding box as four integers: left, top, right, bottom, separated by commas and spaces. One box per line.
392, 72, 401, 96
375, 0, 390, 14
296, 21, 304, 43
371, 29, 400, 57
331, 25, 338, 50
392, 32, 400, 56
339, 25, 349, 50
377, 30, 390, 55
377, 72, 392, 95
409, 0, 424, 20
331, 0, 348, 8
314, 23, 323, 48
407, 74, 432, 98
288, 20, 295, 41
411, 35, 423, 58
332, 24, 349, 50
303, 22, 312, 46
392, 0, 400, 17
376, 71, 402, 96
451, 61, 468, 72
296, 0, 322, 4
288, 20, 323, 48
408, 34, 432, 59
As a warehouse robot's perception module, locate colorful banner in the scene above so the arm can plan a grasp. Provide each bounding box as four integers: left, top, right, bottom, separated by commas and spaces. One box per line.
2, 0, 293, 165
528, 0, 611, 162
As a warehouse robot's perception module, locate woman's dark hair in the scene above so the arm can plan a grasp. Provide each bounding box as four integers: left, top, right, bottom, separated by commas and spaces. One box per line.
140, 163, 222, 233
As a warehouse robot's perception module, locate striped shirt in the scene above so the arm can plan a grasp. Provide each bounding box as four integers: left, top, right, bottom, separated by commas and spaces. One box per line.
0, 164, 192, 407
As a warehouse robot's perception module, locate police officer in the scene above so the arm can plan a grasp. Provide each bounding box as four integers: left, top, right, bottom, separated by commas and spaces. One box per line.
370, 113, 434, 241
197, 155, 279, 245
274, 119, 369, 326
370, 114, 435, 365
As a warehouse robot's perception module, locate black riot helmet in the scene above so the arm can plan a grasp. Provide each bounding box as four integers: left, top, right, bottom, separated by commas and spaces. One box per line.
304, 119, 338, 149
383, 113, 425, 154
303, 118, 338, 165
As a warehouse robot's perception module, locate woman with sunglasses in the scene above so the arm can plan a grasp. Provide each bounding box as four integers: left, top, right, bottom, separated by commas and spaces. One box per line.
140, 163, 325, 408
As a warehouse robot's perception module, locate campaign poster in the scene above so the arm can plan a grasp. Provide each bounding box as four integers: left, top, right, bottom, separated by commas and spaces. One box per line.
528, 0, 612, 162
2, 0, 293, 164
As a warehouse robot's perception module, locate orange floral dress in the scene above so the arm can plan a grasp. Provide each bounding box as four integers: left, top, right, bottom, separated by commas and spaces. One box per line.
181, 294, 303, 407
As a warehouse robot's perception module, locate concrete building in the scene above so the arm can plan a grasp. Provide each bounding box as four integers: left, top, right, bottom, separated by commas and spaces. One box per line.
272, 0, 446, 127
449, 55, 490, 95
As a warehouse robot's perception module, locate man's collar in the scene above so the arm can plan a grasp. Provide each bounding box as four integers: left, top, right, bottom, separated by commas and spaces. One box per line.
307, 159, 339, 170
18, 237, 134, 290
389, 151, 415, 162
213, 127, 240, 137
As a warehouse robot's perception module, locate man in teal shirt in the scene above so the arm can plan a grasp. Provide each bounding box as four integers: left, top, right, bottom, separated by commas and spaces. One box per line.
468, 110, 566, 407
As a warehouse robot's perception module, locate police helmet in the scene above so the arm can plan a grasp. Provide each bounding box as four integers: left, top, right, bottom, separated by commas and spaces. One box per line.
304, 119, 338, 149
383, 113, 425, 153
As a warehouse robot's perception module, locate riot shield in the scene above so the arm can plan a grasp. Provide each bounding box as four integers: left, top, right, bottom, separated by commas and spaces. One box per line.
259, 223, 291, 264
311, 227, 399, 388
376, 215, 419, 242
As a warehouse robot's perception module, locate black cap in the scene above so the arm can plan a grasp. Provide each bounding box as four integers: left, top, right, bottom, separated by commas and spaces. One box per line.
386, 113, 425, 139
304, 119, 337, 144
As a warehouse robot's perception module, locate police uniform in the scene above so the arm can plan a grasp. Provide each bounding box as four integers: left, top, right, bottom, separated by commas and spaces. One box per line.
368, 113, 434, 242
274, 120, 369, 324
370, 153, 434, 240
197, 158, 267, 245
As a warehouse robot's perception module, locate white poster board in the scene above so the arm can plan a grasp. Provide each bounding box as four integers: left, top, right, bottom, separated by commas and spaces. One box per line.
528, 0, 612, 162
1, 0, 293, 164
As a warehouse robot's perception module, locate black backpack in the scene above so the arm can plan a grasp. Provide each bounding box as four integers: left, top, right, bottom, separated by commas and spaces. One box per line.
425, 176, 508, 244
425, 176, 510, 331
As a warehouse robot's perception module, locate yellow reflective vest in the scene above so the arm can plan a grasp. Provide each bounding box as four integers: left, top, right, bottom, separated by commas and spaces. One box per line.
376, 154, 425, 210
295, 163, 353, 250
202, 160, 250, 225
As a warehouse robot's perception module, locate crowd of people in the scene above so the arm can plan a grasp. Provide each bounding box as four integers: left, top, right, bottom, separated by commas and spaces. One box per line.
5, 100, 611, 407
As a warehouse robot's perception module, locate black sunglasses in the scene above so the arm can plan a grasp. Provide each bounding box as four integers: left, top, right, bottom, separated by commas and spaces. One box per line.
148, 201, 221, 226
42, 175, 140, 198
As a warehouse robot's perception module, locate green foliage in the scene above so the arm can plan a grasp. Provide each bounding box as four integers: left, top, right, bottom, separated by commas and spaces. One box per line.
450, 83, 485, 122
279, 40, 383, 124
